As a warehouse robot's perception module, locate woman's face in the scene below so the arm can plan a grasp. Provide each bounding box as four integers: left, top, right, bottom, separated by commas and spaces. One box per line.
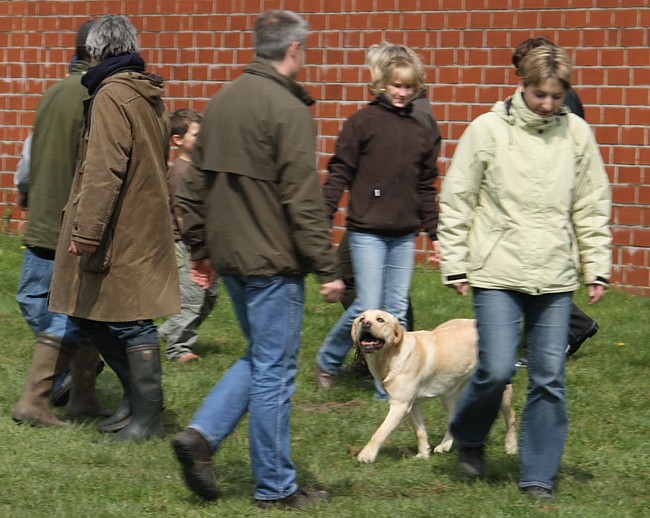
383, 72, 416, 108
521, 77, 567, 118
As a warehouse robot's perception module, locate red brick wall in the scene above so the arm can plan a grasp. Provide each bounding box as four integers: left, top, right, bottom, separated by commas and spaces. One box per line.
1, 1, 648, 295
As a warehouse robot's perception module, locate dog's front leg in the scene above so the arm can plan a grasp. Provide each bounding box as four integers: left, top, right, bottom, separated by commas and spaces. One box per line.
501, 383, 518, 454
410, 403, 431, 459
357, 402, 410, 463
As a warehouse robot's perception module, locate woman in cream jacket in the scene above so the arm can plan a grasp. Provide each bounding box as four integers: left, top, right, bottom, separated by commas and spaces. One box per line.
438, 45, 611, 500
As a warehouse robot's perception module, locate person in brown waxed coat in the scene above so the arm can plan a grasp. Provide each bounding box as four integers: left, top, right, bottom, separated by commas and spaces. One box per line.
49, 14, 180, 442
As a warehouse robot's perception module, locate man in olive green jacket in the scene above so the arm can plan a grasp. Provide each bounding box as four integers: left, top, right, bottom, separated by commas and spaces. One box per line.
172, 10, 344, 511
13, 20, 108, 429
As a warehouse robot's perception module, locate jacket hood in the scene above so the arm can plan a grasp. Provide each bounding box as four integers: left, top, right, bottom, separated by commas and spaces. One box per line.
492, 90, 570, 133
245, 57, 314, 106
104, 71, 165, 105
370, 93, 414, 116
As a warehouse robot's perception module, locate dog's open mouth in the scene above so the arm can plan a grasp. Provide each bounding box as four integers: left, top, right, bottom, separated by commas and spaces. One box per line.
359, 332, 385, 353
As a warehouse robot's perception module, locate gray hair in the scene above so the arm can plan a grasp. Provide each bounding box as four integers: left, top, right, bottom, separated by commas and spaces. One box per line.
86, 14, 139, 62
254, 10, 308, 62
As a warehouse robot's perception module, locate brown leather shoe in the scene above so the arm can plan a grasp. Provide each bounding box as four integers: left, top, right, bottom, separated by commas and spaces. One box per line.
172, 428, 219, 501
315, 367, 335, 389
257, 488, 329, 510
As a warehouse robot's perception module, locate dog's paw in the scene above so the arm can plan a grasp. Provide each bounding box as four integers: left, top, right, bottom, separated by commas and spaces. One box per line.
505, 440, 518, 455
356, 447, 378, 464
415, 449, 431, 460
433, 442, 453, 454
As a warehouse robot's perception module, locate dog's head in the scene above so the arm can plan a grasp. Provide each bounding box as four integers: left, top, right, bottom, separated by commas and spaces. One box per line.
351, 309, 404, 354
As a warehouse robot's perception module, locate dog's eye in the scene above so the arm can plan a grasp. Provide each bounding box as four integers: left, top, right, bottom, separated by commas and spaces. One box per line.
377, 317, 384, 323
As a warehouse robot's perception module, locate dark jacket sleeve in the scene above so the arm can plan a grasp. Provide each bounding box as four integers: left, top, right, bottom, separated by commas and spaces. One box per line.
174, 141, 212, 261
321, 116, 361, 221
277, 105, 340, 283
413, 99, 442, 239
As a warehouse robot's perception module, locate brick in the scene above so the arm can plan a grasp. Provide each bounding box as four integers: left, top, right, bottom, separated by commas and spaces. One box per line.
612, 184, 638, 203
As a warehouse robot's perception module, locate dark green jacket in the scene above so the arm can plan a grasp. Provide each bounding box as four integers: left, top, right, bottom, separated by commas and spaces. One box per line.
24, 60, 89, 251
176, 58, 339, 283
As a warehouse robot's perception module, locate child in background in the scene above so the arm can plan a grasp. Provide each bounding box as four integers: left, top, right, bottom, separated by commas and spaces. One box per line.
159, 109, 219, 363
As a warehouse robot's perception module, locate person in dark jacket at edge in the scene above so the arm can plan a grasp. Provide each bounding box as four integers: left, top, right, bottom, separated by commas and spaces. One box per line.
511, 37, 600, 368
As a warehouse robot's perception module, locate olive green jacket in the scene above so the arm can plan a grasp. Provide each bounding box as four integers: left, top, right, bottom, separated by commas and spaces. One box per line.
176, 58, 339, 283
24, 60, 89, 251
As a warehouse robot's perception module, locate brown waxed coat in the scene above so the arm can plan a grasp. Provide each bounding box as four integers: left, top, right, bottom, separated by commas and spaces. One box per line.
49, 71, 180, 321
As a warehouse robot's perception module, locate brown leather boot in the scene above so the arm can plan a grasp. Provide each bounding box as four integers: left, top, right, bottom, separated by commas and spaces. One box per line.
64, 343, 111, 419
12, 333, 72, 427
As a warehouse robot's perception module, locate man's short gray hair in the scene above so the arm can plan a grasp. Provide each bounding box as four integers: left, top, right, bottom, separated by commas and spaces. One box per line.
254, 10, 308, 62
86, 14, 139, 62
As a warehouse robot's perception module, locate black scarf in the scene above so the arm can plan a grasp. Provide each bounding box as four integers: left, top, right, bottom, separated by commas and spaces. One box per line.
82, 53, 146, 96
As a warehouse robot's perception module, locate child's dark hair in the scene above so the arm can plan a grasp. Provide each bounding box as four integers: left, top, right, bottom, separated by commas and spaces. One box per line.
170, 108, 202, 140
511, 36, 554, 75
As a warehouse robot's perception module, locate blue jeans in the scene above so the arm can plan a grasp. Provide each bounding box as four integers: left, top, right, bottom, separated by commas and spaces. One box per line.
317, 231, 415, 375
450, 288, 572, 490
16, 247, 84, 344
69, 317, 159, 349
188, 275, 304, 501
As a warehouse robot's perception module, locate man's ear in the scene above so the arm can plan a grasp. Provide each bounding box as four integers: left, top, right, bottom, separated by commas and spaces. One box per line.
171, 134, 183, 147
287, 40, 301, 58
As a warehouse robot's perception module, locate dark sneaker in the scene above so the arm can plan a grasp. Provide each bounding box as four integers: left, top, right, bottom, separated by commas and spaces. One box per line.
566, 320, 599, 357
172, 429, 219, 501
257, 488, 329, 510
458, 445, 485, 479
515, 357, 528, 369
523, 486, 555, 501
51, 369, 72, 407
315, 367, 335, 389
51, 361, 105, 407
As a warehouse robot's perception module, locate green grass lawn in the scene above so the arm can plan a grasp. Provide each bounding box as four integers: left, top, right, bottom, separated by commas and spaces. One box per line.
1, 232, 648, 517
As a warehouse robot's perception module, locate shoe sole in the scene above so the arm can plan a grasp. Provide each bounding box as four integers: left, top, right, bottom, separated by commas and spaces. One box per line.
172, 437, 219, 501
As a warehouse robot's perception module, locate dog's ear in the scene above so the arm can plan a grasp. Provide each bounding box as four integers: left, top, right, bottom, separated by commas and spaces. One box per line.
351, 315, 362, 342
394, 318, 404, 345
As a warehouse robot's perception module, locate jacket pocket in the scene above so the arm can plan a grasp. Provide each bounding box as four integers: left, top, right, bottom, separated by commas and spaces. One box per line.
79, 230, 113, 273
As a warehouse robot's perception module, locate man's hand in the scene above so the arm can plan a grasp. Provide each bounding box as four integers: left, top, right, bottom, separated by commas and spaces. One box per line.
68, 241, 98, 256
450, 281, 469, 296
16, 192, 28, 210
320, 279, 345, 303
190, 258, 217, 289
428, 240, 441, 265
587, 283, 606, 305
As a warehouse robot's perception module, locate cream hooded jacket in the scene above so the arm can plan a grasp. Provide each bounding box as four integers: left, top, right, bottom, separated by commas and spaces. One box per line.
438, 91, 611, 295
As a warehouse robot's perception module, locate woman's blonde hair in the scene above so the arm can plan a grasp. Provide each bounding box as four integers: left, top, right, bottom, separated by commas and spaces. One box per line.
519, 45, 572, 89
366, 42, 425, 95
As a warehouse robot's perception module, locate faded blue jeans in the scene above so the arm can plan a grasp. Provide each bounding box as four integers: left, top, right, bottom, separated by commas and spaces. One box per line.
188, 275, 304, 501
16, 246, 84, 344
316, 231, 415, 376
450, 288, 572, 491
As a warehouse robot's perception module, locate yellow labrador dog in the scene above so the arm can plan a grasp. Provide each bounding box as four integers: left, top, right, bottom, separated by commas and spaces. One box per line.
352, 310, 518, 463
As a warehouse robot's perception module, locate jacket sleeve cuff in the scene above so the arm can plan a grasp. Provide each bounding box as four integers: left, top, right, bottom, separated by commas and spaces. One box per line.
189, 244, 209, 261
444, 273, 468, 284
590, 276, 610, 289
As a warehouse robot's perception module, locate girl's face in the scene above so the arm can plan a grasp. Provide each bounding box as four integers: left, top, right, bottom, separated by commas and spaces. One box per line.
383, 71, 416, 108
521, 77, 567, 118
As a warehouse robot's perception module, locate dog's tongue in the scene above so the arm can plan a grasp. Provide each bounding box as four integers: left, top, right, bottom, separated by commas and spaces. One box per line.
360, 335, 384, 353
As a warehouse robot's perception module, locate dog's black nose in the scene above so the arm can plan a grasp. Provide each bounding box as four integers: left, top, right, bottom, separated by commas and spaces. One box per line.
361, 318, 371, 329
